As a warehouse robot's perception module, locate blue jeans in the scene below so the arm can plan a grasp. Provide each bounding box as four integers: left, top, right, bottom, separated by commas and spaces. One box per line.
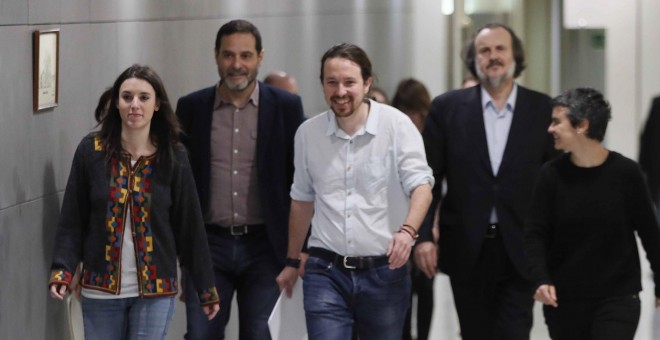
184, 228, 281, 340
303, 255, 411, 340
81, 296, 175, 340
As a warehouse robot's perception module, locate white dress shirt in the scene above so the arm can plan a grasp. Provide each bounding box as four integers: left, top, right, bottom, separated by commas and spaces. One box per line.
291, 100, 434, 256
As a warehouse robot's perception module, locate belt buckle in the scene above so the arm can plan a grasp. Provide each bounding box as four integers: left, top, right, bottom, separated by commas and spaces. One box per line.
343, 256, 357, 269
230, 225, 248, 236
485, 224, 497, 239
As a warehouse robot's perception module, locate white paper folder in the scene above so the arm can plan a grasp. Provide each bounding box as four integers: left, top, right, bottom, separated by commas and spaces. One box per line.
268, 280, 307, 340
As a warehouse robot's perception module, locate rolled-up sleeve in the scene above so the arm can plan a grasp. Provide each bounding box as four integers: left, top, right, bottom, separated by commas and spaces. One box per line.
290, 125, 316, 202
396, 118, 434, 196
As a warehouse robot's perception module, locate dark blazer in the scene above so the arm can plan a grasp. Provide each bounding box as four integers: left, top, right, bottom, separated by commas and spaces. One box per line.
175, 82, 305, 265
420, 84, 558, 280
639, 96, 660, 205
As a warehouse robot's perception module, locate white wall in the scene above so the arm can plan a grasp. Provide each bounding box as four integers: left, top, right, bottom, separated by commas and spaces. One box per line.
640, 0, 660, 128
563, 0, 660, 160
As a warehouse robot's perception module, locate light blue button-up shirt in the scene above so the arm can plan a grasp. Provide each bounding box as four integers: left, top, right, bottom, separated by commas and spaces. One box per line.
291, 101, 434, 256
481, 84, 517, 223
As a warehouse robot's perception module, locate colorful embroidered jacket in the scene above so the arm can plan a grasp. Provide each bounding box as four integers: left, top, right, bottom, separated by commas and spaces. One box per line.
49, 134, 219, 305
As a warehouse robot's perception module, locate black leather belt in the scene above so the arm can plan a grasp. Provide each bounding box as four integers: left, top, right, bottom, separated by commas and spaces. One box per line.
485, 224, 498, 239
308, 247, 389, 270
207, 224, 265, 236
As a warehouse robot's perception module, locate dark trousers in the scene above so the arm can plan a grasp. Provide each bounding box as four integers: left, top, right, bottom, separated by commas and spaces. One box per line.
403, 263, 434, 340
184, 227, 282, 340
450, 235, 534, 340
543, 294, 641, 340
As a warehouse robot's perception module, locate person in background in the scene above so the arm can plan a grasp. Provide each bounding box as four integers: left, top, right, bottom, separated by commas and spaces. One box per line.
48, 64, 219, 339
639, 95, 660, 208
638, 93, 660, 340
525, 87, 660, 339
462, 75, 479, 88
276, 43, 434, 339
369, 86, 389, 104
392, 78, 431, 133
415, 23, 558, 339
94, 87, 113, 123
391, 78, 435, 340
264, 70, 299, 94
176, 19, 305, 339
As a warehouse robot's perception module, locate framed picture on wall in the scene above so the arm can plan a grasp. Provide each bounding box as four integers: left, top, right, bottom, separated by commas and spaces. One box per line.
33, 29, 60, 112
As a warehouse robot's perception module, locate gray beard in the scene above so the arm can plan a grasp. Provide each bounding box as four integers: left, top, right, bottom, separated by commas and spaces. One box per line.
221, 72, 257, 92
225, 78, 251, 91
476, 61, 515, 89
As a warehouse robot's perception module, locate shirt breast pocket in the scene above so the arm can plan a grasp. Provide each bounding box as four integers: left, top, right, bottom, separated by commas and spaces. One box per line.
361, 156, 390, 195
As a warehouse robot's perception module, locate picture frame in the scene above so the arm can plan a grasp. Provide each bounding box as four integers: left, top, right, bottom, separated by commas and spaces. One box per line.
33, 29, 60, 112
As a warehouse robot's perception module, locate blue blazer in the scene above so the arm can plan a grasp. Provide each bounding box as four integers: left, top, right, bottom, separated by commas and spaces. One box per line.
176, 82, 305, 264
421, 84, 558, 280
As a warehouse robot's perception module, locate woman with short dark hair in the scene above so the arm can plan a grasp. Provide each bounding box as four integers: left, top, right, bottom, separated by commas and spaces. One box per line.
525, 88, 660, 339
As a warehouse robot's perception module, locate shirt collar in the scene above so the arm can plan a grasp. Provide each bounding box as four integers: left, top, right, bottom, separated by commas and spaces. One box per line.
325, 99, 380, 137
214, 81, 260, 109
480, 83, 518, 113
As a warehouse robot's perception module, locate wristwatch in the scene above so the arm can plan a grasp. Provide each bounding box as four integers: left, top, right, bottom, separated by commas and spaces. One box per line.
285, 257, 301, 269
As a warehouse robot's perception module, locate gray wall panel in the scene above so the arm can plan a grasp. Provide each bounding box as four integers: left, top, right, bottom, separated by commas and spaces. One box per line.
0, 194, 69, 340
28, 0, 62, 24
90, 0, 225, 22
0, 27, 33, 210
116, 21, 166, 68
87, 23, 120, 92
159, 20, 220, 101
60, 0, 91, 23
0, 0, 27, 25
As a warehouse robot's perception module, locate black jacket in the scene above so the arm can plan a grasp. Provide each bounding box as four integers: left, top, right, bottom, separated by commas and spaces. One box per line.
421, 84, 558, 280
49, 133, 218, 305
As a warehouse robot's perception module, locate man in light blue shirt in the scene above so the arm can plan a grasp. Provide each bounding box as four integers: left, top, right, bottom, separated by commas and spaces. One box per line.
276, 43, 433, 340
415, 23, 558, 340
483, 84, 517, 224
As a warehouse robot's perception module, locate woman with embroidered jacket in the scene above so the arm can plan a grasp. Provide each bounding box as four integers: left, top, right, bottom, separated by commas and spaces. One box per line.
48, 64, 219, 339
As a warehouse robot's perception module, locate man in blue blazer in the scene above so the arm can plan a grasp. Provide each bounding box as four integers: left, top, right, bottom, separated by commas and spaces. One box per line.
176, 20, 305, 340
415, 23, 558, 340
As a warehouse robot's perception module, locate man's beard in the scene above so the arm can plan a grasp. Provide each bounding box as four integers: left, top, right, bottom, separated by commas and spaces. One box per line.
476, 61, 516, 89
222, 70, 257, 91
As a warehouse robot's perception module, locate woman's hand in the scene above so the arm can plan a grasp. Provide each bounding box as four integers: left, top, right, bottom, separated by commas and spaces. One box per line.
49, 283, 69, 300
203, 303, 220, 320
534, 284, 558, 308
